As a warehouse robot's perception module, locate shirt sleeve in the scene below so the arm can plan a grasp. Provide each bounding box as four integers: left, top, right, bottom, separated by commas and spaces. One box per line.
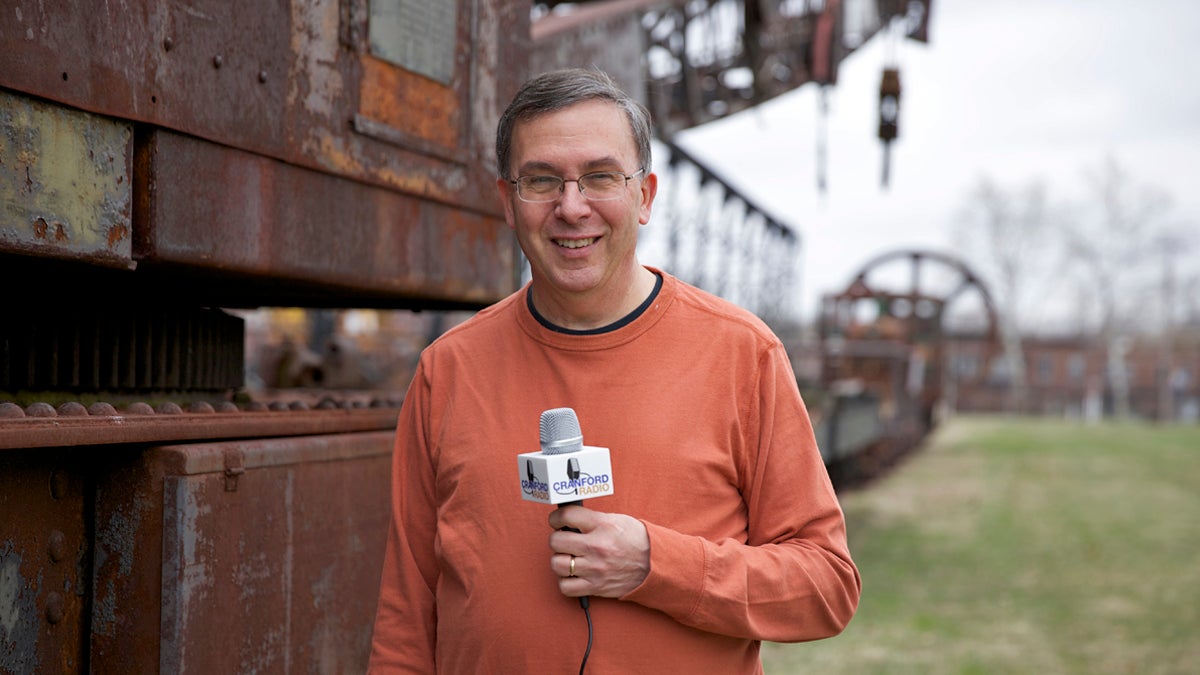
368, 358, 440, 673
620, 341, 861, 642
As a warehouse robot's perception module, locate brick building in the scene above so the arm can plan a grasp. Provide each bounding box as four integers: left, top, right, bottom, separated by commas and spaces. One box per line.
945, 329, 1200, 422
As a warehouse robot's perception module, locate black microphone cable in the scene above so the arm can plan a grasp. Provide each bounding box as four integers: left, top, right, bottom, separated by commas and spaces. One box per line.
562, 504, 593, 674
577, 595, 593, 675
539, 409, 596, 673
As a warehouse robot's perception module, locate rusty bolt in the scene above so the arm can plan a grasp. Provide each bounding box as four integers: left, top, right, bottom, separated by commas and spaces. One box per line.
48, 530, 67, 562
163, 36, 174, 51
46, 592, 65, 624
213, 54, 223, 68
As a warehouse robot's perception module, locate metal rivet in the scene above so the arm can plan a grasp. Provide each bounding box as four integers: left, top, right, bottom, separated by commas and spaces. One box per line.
213, 55, 223, 68
163, 36, 174, 51
57, 402, 88, 417
0, 402, 24, 418
88, 402, 118, 416
156, 402, 184, 415
46, 593, 65, 624
48, 530, 67, 562
26, 402, 57, 418
125, 402, 154, 415
258, 70, 268, 83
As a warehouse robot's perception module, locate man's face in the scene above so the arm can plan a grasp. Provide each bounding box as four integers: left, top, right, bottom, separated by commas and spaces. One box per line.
497, 99, 656, 302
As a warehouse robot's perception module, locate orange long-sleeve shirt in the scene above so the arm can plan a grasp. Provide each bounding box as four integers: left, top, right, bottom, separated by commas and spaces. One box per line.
369, 270, 860, 673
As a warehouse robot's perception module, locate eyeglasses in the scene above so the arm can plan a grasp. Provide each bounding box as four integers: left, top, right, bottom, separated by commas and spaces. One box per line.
510, 169, 645, 203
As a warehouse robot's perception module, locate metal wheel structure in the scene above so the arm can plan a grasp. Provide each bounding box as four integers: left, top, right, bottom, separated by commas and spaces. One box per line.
812, 250, 1001, 485
821, 249, 1001, 422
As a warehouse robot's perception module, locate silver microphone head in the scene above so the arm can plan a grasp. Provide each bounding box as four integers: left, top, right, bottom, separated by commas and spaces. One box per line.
539, 407, 583, 455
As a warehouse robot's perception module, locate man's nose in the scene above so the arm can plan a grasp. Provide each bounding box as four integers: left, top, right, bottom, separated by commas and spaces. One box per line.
555, 180, 592, 215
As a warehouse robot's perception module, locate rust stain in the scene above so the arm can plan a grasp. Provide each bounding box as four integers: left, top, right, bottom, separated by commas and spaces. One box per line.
359, 57, 460, 148
31, 217, 70, 242
107, 223, 130, 249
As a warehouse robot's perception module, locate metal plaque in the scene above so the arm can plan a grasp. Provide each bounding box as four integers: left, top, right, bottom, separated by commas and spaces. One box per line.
369, 0, 458, 84
0, 90, 133, 268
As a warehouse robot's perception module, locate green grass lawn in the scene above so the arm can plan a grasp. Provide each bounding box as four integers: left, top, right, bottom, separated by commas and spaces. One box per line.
763, 416, 1200, 674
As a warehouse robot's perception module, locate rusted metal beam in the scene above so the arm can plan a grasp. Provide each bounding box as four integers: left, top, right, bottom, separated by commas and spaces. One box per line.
1, 1, 526, 308
133, 129, 517, 308
0, 403, 399, 451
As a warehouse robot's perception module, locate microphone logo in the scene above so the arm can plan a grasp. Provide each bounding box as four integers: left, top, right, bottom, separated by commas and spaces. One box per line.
521, 458, 550, 500
567, 457, 581, 495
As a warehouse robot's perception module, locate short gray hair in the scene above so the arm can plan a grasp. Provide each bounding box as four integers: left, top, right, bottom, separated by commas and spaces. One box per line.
496, 68, 653, 179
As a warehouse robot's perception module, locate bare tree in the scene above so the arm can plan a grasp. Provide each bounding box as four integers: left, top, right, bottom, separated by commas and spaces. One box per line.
953, 175, 1055, 413
1060, 155, 1174, 419
1152, 225, 1200, 421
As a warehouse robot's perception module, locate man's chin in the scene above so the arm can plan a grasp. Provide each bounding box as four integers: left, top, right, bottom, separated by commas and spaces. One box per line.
536, 266, 604, 294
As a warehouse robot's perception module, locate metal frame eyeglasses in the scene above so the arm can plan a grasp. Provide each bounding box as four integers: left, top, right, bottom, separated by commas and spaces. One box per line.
509, 168, 645, 203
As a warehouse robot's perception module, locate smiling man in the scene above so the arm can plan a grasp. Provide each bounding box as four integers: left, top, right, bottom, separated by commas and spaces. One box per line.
501, 94, 657, 330
369, 68, 859, 674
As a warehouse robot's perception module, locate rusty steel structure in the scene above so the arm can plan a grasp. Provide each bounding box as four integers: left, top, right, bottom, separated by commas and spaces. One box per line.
535, 0, 933, 135
2, 1, 934, 671
2, 2, 525, 671
653, 139, 801, 322
817, 249, 1000, 483
534, 0, 933, 314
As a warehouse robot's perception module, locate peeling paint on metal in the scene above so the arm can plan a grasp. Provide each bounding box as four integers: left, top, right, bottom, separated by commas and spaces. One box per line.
91, 512, 121, 640
282, 470, 295, 675
308, 563, 339, 673
100, 507, 142, 580
0, 552, 24, 642
0, 546, 40, 674
287, 0, 344, 119
91, 577, 119, 640
0, 89, 132, 264
160, 475, 216, 672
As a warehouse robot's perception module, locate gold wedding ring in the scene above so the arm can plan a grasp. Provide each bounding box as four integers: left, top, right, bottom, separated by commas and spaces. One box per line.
569, 555, 576, 577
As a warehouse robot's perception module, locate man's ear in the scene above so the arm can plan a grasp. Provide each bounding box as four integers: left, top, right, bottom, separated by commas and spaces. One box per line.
637, 171, 658, 225
496, 177, 517, 230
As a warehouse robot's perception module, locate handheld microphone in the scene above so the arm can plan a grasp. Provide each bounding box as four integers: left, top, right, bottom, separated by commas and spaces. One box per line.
517, 408, 614, 506
521, 407, 614, 619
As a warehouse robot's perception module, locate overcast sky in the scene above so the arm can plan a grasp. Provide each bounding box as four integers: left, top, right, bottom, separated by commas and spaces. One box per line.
669, 0, 1200, 321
